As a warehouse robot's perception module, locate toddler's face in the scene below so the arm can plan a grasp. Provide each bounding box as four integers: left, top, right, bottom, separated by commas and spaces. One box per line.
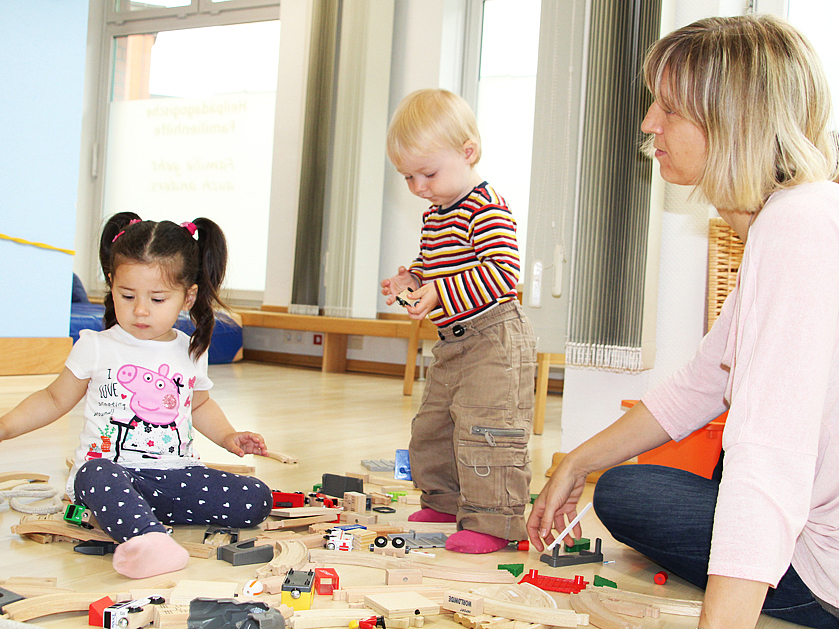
397, 145, 478, 209
111, 262, 197, 343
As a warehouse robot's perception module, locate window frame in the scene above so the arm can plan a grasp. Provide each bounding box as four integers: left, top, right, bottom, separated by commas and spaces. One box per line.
77, 0, 282, 305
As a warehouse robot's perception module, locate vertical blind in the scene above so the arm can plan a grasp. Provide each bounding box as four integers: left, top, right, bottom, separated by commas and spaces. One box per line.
565, 0, 661, 372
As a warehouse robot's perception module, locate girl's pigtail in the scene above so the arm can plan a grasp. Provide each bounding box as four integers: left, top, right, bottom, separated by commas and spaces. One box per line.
100, 212, 143, 330
188, 217, 228, 360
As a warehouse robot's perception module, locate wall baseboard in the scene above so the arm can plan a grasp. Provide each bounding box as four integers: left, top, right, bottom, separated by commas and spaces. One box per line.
0, 337, 72, 376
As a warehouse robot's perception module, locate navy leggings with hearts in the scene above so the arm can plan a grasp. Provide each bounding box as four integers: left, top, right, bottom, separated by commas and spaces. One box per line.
73, 459, 272, 542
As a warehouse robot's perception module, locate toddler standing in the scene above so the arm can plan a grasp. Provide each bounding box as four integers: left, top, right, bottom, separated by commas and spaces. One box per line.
381, 89, 536, 554
0, 212, 272, 578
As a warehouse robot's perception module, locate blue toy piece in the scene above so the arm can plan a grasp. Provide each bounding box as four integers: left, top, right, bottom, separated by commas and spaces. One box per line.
394, 449, 412, 480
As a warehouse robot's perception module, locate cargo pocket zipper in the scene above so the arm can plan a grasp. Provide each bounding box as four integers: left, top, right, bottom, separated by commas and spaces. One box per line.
471, 426, 527, 446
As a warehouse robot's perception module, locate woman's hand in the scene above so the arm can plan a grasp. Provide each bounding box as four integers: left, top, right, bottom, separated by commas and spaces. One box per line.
527, 456, 589, 551
223, 431, 268, 457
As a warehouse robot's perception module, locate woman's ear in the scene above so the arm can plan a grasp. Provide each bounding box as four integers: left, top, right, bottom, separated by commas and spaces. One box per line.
184, 284, 198, 311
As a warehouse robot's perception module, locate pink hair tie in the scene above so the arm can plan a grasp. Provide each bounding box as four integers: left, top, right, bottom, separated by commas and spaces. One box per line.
111, 218, 142, 243
181, 221, 199, 240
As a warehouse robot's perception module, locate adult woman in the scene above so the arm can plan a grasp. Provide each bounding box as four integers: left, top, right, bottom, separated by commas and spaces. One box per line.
527, 15, 839, 629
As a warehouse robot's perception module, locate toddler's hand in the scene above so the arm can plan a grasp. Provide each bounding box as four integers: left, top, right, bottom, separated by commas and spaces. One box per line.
381, 266, 419, 306
225, 431, 268, 457
405, 283, 439, 320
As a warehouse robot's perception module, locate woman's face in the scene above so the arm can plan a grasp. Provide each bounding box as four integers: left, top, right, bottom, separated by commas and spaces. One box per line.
641, 98, 708, 186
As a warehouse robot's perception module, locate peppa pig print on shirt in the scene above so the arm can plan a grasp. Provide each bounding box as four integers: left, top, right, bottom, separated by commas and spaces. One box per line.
110, 363, 191, 461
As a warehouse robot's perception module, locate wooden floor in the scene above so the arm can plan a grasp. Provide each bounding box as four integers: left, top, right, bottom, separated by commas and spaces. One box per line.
0, 361, 798, 628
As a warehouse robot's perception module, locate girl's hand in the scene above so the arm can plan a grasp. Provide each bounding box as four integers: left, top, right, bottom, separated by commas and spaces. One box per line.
404, 283, 439, 320
381, 266, 419, 306
526, 458, 588, 552
224, 431, 268, 457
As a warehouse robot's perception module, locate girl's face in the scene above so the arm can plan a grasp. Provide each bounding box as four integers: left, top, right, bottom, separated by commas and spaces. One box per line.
641, 99, 707, 186
111, 262, 197, 343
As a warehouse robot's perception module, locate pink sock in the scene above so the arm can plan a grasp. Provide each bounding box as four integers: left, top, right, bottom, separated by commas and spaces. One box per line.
445, 530, 508, 554
112, 532, 189, 579
408, 508, 457, 523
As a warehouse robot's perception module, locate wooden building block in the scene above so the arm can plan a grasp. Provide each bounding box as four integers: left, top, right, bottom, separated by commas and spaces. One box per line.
369, 492, 392, 505
442, 591, 483, 616
343, 491, 367, 513
364, 591, 440, 618
266, 513, 339, 529
386, 569, 423, 585
153, 604, 191, 628
340, 512, 377, 526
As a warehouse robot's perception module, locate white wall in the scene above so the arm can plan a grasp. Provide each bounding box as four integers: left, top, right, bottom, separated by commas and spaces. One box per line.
377, 0, 469, 314
1, 2, 88, 338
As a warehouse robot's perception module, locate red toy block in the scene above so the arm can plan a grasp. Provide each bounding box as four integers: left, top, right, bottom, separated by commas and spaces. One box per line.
314, 567, 340, 595
272, 491, 306, 509
516, 540, 529, 551
519, 569, 588, 593
89, 595, 115, 626
654, 570, 668, 585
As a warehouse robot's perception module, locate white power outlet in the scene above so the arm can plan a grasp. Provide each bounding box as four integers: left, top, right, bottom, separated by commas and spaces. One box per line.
529, 261, 543, 308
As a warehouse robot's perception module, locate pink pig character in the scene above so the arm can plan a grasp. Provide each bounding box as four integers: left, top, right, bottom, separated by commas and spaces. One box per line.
110, 363, 187, 461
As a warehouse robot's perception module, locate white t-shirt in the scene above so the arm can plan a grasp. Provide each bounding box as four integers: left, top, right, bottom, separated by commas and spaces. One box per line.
64, 325, 212, 499
642, 181, 839, 607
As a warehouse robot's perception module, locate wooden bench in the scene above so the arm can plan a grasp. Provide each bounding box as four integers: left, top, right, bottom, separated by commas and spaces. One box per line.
237, 310, 562, 434
236, 310, 438, 395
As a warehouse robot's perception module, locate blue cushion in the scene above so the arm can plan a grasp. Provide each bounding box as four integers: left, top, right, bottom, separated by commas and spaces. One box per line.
69, 303, 243, 364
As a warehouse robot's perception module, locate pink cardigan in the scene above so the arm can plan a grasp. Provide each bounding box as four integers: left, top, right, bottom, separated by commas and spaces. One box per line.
642, 181, 839, 606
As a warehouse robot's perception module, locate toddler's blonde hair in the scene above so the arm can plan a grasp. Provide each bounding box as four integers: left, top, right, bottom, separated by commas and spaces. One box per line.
387, 89, 482, 169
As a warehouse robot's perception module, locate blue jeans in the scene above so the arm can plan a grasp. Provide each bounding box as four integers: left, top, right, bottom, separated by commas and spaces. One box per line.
593, 464, 839, 628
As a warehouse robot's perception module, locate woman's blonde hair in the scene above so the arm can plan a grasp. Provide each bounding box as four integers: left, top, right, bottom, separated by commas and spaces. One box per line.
644, 14, 838, 212
386, 89, 482, 169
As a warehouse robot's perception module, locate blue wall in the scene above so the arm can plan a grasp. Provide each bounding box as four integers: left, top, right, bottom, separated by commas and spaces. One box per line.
0, 1, 88, 337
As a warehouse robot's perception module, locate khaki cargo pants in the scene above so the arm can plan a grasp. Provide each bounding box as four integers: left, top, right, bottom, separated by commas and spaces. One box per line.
409, 300, 536, 541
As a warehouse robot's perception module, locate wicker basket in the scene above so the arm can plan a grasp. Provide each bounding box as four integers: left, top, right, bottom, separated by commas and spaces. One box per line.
707, 218, 744, 331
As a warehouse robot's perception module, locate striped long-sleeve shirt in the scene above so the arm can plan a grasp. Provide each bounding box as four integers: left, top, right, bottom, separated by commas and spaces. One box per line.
408, 182, 520, 327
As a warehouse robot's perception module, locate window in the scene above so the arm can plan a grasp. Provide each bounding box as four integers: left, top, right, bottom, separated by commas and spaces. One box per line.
81, 0, 282, 297
102, 22, 280, 292
787, 0, 839, 132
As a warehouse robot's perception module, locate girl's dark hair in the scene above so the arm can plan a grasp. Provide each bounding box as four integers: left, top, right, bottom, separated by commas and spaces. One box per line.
99, 211, 228, 360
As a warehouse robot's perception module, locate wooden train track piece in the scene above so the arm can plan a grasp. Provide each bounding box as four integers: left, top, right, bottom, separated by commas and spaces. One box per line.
178, 541, 217, 559
257, 531, 326, 548
600, 598, 659, 619
254, 539, 310, 579
3, 592, 118, 622
266, 514, 339, 529
265, 450, 298, 465
289, 610, 423, 629
308, 549, 516, 584
590, 586, 702, 617
11, 513, 115, 543
474, 596, 588, 628
333, 585, 448, 604
204, 462, 256, 475
364, 591, 440, 618
0, 577, 73, 599
569, 591, 639, 629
